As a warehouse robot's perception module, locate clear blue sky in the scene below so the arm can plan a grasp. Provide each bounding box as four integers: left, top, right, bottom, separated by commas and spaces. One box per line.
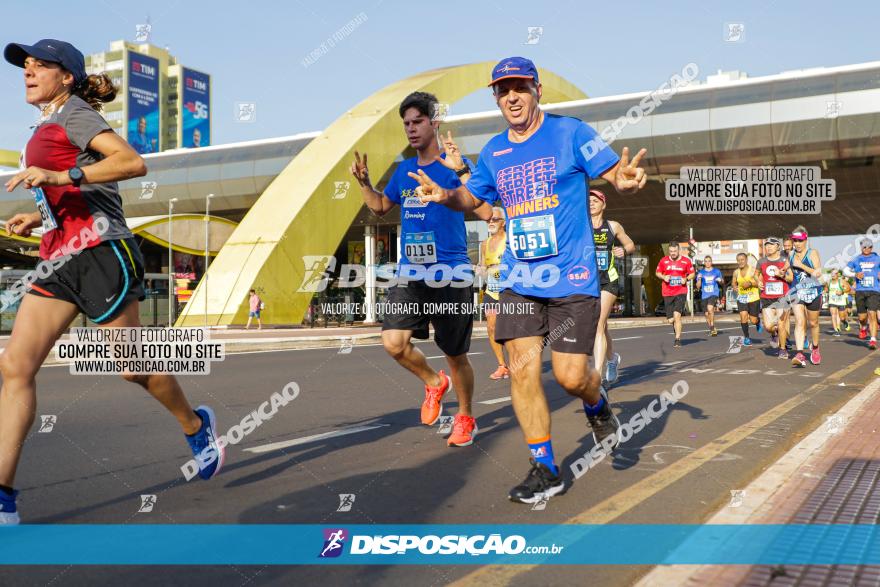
1, 0, 878, 147
0, 0, 876, 255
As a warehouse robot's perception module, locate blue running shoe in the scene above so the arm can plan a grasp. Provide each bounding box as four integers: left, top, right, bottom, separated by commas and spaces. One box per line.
743, 337, 753, 346
756, 318, 763, 333
185, 406, 224, 480
0, 489, 19, 525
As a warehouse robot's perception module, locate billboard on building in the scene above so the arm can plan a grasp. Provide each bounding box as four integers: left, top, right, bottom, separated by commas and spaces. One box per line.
181, 68, 210, 148
126, 52, 160, 154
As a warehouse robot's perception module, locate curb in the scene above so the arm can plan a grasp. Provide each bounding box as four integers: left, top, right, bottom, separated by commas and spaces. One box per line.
634, 375, 880, 587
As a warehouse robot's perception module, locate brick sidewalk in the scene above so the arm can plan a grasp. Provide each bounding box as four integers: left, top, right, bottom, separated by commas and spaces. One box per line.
638, 375, 880, 587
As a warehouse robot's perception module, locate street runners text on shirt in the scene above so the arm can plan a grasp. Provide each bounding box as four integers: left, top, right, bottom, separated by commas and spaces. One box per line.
319, 302, 535, 316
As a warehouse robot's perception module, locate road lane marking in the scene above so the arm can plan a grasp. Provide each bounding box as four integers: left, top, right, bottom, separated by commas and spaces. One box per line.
243, 424, 391, 454
426, 352, 484, 359
479, 396, 511, 405
449, 351, 878, 587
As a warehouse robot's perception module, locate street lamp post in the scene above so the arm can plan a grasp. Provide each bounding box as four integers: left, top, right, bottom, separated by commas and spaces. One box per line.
204, 193, 214, 328
168, 198, 178, 327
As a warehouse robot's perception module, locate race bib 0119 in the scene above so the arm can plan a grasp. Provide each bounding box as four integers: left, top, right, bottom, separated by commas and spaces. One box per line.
404, 232, 437, 264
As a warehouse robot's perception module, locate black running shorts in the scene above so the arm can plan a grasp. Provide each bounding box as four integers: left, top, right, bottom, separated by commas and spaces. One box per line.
856, 291, 880, 313
493, 289, 599, 355
27, 238, 146, 324
381, 280, 474, 357
737, 299, 761, 318
664, 294, 687, 318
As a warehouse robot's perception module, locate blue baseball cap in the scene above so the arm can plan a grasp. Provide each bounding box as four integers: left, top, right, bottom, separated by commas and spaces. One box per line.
489, 56, 540, 87
4, 39, 87, 85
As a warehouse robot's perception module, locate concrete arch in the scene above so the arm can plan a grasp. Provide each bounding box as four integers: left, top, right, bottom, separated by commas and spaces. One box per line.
178, 61, 587, 326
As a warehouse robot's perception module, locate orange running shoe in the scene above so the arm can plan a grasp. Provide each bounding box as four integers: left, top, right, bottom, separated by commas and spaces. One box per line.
489, 365, 510, 380
447, 414, 478, 447
421, 370, 450, 425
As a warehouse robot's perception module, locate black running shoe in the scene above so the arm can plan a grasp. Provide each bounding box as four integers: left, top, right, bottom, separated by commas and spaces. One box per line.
674, 338, 682, 347
508, 459, 565, 504
587, 388, 621, 449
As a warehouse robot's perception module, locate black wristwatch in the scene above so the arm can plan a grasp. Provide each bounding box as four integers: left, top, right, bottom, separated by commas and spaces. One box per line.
454, 165, 470, 178
68, 166, 84, 187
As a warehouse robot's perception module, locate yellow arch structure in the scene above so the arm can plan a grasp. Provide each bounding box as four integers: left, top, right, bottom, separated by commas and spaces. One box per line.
0, 150, 18, 168
178, 62, 587, 326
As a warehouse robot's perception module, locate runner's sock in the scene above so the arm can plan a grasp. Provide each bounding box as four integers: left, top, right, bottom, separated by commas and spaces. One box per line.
527, 437, 558, 475
0, 485, 13, 497
741, 323, 749, 337
583, 395, 606, 416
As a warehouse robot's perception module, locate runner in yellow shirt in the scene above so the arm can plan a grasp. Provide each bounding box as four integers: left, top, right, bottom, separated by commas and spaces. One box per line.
480, 207, 508, 379
732, 252, 761, 346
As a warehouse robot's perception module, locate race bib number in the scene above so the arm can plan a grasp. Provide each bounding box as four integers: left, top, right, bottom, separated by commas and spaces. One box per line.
797, 287, 819, 303
487, 268, 502, 292
509, 215, 558, 260
703, 283, 716, 294
596, 250, 610, 271
765, 281, 784, 296
669, 276, 683, 286
32, 187, 57, 232
404, 232, 437, 264
861, 276, 875, 288
737, 294, 749, 304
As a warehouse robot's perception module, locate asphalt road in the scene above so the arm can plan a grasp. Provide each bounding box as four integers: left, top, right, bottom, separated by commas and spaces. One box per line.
3, 319, 878, 586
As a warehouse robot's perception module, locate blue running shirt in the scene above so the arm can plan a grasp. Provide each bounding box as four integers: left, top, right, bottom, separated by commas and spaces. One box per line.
847, 252, 880, 292
384, 155, 474, 281
697, 268, 723, 299
465, 114, 619, 298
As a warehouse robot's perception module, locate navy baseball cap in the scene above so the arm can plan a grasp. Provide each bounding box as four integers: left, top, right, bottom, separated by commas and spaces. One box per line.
4, 39, 87, 85
489, 56, 539, 87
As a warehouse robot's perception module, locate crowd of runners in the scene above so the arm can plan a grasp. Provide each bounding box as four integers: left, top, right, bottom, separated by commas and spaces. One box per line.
1, 40, 879, 523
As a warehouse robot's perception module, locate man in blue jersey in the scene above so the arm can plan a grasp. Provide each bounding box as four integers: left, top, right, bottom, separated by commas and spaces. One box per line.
845, 238, 880, 350
351, 91, 490, 447
695, 255, 724, 336
410, 57, 648, 504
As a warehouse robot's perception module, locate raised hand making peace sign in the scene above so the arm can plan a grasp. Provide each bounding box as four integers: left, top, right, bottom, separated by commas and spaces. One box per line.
407, 169, 448, 205
434, 131, 465, 171
350, 151, 371, 188
612, 146, 648, 194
